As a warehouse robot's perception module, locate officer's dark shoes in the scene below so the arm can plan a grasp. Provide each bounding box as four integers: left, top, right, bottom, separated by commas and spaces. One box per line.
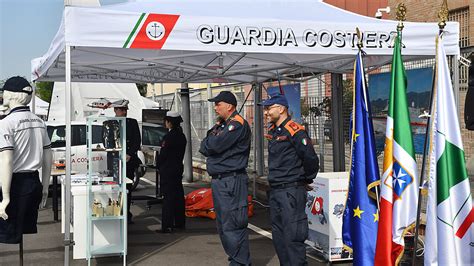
157, 227, 173, 234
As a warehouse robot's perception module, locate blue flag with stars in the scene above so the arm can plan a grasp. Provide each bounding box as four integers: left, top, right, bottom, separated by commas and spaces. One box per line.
342, 51, 380, 266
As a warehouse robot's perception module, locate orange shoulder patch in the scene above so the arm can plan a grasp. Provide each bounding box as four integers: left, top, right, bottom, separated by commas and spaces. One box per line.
231, 114, 245, 125
284, 120, 304, 136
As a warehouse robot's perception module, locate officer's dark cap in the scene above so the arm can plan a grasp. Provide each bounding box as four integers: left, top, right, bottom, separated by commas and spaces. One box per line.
258, 94, 289, 108
2, 76, 33, 95
208, 91, 237, 106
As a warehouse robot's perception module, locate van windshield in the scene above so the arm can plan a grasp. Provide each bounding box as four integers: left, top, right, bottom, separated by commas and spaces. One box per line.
142, 125, 167, 146
47, 125, 103, 148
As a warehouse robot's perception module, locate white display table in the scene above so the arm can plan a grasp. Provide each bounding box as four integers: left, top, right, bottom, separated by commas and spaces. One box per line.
305, 172, 352, 262
61, 176, 130, 260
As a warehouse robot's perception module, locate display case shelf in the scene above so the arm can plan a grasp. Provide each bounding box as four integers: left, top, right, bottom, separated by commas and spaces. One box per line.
92, 148, 123, 152
86, 115, 127, 266
91, 215, 125, 221
90, 244, 125, 256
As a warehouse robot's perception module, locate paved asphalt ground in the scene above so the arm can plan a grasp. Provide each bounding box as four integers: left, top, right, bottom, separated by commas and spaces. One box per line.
0, 171, 351, 266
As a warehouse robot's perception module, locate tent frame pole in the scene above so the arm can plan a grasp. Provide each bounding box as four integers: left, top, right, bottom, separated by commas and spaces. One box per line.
64, 44, 72, 266
207, 84, 213, 128
331, 73, 345, 171
181, 83, 193, 183
254, 82, 264, 177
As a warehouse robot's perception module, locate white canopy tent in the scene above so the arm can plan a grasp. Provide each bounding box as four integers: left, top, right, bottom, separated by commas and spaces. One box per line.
28, 96, 49, 117
48, 82, 159, 122
32, 0, 459, 84
31, 0, 459, 263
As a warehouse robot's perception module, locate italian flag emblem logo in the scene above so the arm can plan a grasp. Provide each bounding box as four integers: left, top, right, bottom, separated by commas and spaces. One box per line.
124, 13, 179, 49
302, 138, 308, 146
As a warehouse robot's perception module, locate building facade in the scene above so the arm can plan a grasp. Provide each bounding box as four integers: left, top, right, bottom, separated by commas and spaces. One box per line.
325, 0, 474, 164
324, 0, 390, 18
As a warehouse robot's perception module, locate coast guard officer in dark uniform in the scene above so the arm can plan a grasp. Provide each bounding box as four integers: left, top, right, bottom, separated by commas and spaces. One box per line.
156, 111, 186, 233
260, 94, 319, 266
199, 91, 251, 266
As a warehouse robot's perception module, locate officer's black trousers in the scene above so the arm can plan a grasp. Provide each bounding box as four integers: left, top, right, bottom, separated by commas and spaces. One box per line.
161, 178, 185, 230
268, 185, 308, 266
211, 174, 250, 266
126, 162, 137, 221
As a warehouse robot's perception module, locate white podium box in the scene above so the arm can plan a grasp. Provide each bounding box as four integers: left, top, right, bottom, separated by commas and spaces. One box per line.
61, 175, 131, 260
305, 172, 352, 262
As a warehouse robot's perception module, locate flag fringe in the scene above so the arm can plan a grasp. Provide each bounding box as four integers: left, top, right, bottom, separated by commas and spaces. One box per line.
395, 222, 416, 265
343, 244, 353, 253
368, 180, 381, 201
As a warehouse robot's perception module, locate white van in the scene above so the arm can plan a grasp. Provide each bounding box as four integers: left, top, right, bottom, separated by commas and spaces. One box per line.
47, 121, 167, 189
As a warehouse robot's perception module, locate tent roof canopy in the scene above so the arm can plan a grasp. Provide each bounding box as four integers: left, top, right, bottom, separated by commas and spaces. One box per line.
32, 0, 459, 84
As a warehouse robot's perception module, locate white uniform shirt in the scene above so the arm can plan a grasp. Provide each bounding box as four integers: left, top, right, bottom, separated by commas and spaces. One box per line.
0, 106, 51, 173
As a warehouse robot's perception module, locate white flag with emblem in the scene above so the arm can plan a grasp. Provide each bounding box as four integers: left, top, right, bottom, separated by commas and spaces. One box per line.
424, 35, 474, 265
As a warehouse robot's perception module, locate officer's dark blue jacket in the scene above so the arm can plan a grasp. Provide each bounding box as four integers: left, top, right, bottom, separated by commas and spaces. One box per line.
266, 117, 319, 185
199, 111, 251, 176
125, 117, 141, 168
157, 127, 186, 179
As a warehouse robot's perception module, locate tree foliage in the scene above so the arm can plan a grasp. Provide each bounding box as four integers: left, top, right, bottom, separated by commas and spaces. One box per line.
136, 83, 147, 97
35, 81, 54, 103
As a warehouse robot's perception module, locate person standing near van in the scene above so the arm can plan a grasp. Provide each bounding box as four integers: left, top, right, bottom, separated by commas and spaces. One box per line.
156, 111, 187, 233
259, 94, 319, 265
109, 100, 141, 224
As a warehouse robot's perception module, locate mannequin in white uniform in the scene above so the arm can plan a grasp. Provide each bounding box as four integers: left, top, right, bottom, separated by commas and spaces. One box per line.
0, 80, 51, 222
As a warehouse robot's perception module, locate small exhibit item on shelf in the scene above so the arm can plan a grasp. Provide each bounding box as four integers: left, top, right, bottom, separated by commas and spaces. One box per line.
102, 120, 121, 149
112, 157, 120, 183
92, 199, 104, 217
91, 193, 123, 217
105, 198, 114, 216
114, 192, 123, 216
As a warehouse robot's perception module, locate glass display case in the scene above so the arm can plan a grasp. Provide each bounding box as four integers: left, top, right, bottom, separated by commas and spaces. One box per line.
86, 116, 127, 265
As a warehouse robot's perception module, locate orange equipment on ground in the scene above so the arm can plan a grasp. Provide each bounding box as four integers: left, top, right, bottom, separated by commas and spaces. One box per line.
185, 188, 254, 220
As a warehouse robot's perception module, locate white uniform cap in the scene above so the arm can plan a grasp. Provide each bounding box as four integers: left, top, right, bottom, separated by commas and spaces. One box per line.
166, 111, 181, 118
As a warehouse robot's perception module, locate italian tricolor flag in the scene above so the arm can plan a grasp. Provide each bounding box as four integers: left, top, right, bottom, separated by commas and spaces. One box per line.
424, 35, 474, 265
374, 31, 419, 266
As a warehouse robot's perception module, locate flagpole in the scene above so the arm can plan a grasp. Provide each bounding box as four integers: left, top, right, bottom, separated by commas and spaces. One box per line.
411, 2, 448, 265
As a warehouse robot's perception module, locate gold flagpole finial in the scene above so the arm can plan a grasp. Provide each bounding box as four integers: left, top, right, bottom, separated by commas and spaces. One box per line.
438, 0, 449, 31
396, 3, 407, 32
356, 27, 363, 49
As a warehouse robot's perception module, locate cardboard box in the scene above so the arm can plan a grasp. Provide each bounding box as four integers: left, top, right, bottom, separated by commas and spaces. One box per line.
305, 172, 352, 262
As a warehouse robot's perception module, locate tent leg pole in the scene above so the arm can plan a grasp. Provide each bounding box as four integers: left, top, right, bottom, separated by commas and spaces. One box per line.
207, 84, 213, 128
331, 73, 345, 172
253, 82, 264, 199
254, 83, 264, 177
181, 83, 193, 183
64, 44, 72, 266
